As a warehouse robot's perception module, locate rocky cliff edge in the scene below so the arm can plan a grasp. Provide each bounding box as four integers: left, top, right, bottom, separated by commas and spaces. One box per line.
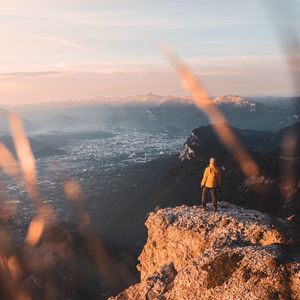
110, 202, 300, 300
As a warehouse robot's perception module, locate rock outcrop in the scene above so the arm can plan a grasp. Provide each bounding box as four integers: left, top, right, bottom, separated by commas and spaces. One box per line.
110, 202, 300, 300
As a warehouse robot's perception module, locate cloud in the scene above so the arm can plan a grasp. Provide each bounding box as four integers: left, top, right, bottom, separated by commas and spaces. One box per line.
19, 34, 94, 52
0, 63, 150, 79
46, 61, 152, 75
0, 71, 63, 79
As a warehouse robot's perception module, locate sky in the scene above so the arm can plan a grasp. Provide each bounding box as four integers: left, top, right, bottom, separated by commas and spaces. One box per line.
0, 0, 299, 105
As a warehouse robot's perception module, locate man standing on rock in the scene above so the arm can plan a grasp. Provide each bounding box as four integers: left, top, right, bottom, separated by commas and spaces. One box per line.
201, 157, 222, 211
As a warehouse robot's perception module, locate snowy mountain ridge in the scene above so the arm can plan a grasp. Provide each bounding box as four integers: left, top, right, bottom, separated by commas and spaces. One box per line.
214, 95, 256, 111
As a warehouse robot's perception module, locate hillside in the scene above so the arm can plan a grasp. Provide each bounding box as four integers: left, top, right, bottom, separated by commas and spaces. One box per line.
110, 203, 300, 299
0, 107, 37, 132
0, 135, 66, 158
270, 122, 300, 157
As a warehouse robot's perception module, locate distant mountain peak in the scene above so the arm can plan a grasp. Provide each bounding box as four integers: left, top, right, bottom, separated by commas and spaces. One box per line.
134, 93, 164, 102
50, 113, 81, 126
134, 93, 194, 105
213, 95, 256, 111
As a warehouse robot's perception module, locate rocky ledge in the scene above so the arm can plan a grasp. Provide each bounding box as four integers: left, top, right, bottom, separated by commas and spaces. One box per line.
110, 202, 300, 299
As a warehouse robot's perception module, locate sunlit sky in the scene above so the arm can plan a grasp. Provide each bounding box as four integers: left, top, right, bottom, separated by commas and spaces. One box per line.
0, 0, 299, 105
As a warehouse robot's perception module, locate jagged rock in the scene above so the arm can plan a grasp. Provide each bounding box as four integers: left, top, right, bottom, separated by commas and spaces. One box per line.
166, 245, 300, 300
138, 202, 288, 280
110, 202, 300, 300
112, 263, 177, 300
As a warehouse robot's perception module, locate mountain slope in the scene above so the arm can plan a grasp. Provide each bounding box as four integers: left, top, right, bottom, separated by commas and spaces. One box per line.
0, 135, 66, 158
270, 122, 300, 157
0, 107, 37, 132
49, 113, 82, 127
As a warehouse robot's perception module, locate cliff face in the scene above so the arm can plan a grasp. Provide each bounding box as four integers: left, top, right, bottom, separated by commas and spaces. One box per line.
161, 123, 300, 217
110, 202, 300, 300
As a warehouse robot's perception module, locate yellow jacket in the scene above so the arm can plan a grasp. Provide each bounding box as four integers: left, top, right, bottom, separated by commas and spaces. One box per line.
201, 164, 221, 188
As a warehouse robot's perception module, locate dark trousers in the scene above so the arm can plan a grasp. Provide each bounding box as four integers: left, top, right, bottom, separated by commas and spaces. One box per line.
202, 187, 217, 210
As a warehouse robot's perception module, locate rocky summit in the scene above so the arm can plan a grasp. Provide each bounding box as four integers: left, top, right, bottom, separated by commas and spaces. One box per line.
110, 202, 300, 300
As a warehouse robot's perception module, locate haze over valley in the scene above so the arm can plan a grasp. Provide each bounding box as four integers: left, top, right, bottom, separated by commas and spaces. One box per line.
1, 90, 300, 299
1, 93, 299, 244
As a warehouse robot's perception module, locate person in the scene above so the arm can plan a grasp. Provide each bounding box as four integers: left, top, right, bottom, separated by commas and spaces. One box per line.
201, 157, 222, 211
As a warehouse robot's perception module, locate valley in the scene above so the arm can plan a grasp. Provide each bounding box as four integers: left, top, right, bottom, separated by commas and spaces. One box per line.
0, 94, 299, 299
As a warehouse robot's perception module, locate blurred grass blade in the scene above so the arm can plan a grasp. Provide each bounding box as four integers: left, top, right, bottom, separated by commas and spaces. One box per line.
26, 217, 45, 247
163, 47, 260, 179
9, 114, 39, 199
0, 144, 21, 178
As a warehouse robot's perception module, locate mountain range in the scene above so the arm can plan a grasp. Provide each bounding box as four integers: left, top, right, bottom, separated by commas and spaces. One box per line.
2, 94, 298, 133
